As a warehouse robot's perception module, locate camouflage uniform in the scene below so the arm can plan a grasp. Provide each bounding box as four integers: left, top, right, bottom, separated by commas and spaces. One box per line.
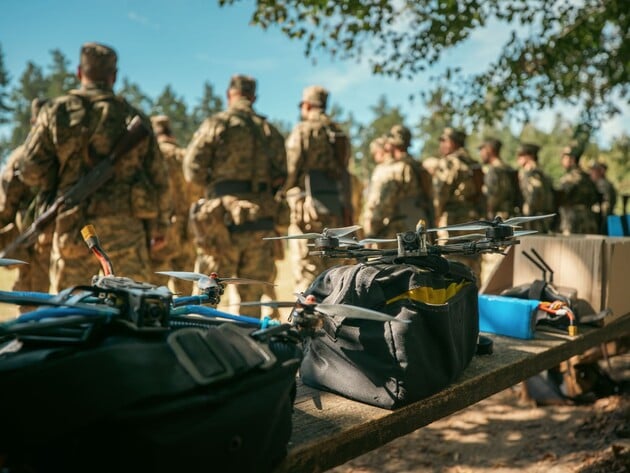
149, 115, 201, 294
284, 86, 349, 291
433, 128, 484, 278
590, 163, 617, 234
556, 165, 600, 235
515, 143, 555, 233
183, 75, 286, 317
484, 159, 520, 220
0, 145, 52, 301
18, 43, 171, 292
363, 155, 433, 238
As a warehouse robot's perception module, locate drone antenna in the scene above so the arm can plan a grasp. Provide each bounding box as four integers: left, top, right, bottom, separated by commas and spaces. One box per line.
530, 248, 554, 284
81, 225, 114, 276
522, 250, 546, 282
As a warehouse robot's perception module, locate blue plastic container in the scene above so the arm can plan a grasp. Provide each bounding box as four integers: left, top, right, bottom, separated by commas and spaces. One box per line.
478, 295, 540, 339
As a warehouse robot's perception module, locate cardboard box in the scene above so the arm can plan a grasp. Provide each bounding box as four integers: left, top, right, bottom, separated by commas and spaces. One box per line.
481, 235, 630, 324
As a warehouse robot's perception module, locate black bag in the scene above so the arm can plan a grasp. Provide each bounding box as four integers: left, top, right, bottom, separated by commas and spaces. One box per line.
300, 259, 479, 409
0, 323, 301, 473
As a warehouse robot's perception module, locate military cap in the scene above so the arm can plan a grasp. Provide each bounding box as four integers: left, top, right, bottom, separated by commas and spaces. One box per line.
301, 85, 328, 109
478, 137, 502, 153
229, 74, 257, 97
440, 127, 466, 147
389, 124, 412, 149
590, 160, 607, 171
517, 143, 540, 158
80, 42, 117, 81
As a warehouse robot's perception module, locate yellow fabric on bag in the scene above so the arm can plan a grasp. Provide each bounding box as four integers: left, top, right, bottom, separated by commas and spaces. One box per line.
386, 280, 469, 305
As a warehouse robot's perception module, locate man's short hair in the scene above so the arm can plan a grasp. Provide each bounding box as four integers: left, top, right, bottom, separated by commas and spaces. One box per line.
563, 142, 584, 163
440, 127, 466, 147
229, 74, 257, 98
151, 114, 172, 136
480, 137, 502, 154
80, 42, 117, 81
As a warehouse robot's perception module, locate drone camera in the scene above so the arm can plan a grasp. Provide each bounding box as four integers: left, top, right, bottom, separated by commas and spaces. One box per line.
485, 225, 513, 240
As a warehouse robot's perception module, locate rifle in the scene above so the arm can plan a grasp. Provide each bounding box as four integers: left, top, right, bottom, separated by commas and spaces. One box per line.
0, 115, 150, 258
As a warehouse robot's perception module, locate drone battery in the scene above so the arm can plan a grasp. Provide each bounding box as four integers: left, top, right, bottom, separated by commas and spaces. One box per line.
478, 295, 539, 339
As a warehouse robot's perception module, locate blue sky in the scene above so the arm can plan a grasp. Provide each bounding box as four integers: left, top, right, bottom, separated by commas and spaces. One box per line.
1, 0, 628, 151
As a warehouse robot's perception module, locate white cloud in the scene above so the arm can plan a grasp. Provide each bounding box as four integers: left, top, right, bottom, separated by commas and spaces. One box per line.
127, 11, 160, 30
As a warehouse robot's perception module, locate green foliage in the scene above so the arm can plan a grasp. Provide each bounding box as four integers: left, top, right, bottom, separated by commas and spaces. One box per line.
152, 85, 192, 144
222, 0, 629, 127
191, 81, 224, 130
118, 77, 153, 113
0, 45, 11, 126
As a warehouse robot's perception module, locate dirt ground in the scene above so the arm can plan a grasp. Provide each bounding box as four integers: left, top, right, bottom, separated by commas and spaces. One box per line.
328, 356, 630, 473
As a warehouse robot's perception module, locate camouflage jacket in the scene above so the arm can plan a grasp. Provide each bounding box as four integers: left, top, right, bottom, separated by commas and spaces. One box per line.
18, 84, 171, 238
518, 162, 555, 216
183, 97, 286, 220
0, 145, 33, 228
484, 159, 520, 220
593, 177, 617, 216
433, 148, 484, 223
284, 109, 345, 191
556, 166, 600, 234
362, 155, 432, 237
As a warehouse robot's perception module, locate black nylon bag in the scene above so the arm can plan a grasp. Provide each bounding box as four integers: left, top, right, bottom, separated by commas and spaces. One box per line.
0, 324, 301, 473
300, 259, 478, 409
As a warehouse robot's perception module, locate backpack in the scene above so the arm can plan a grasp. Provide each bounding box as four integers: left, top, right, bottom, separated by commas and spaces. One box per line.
300, 258, 479, 409
0, 322, 302, 473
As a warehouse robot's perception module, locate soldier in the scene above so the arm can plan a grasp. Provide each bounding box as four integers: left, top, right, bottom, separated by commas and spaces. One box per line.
478, 137, 521, 220
362, 125, 433, 239
149, 114, 201, 294
589, 161, 617, 234
283, 85, 351, 291
16, 42, 171, 292
433, 127, 484, 279
515, 143, 555, 233
0, 98, 53, 307
183, 74, 286, 317
556, 144, 600, 235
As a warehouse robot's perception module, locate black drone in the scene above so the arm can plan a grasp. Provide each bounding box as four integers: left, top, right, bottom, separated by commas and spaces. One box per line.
265, 214, 555, 264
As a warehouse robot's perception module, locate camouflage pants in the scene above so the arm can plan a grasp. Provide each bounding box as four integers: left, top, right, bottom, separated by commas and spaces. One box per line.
50, 216, 151, 293
287, 222, 340, 293
150, 218, 197, 294
194, 229, 277, 318
559, 206, 599, 235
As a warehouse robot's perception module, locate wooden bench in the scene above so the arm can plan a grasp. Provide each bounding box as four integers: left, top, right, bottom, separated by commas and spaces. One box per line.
273, 313, 630, 473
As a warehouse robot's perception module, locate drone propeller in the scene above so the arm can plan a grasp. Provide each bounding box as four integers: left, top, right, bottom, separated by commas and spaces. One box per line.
338, 237, 397, 247
263, 225, 362, 241
156, 271, 274, 291
0, 258, 27, 267
427, 214, 555, 233
437, 229, 539, 242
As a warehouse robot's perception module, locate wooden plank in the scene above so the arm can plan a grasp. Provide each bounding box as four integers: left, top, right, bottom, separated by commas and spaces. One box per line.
274, 314, 630, 473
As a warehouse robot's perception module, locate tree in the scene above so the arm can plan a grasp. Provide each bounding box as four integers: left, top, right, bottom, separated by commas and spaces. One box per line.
0, 44, 11, 126
221, 0, 629, 127
152, 85, 192, 144
191, 81, 224, 130
118, 77, 153, 114
45, 49, 78, 98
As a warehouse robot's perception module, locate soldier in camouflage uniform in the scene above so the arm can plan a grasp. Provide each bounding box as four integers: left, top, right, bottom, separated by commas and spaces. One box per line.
183, 75, 286, 317
556, 144, 600, 235
0, 99, 53, 305
17, 42, 171, 292
516, 143, 555, 233
284, 86, 350, 291
589, 161, 617, 234
433, 127, 484, 279
362, 125, 433, 239
149, 115, 201, 294
478, 137, 521, 220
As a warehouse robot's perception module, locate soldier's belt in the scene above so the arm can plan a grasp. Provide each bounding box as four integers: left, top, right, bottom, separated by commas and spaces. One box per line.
228, 217, 275, 233
213, 180, 269, 196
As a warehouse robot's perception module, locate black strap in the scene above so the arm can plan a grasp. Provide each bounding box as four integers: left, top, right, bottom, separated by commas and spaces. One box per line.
213, 180, 269, 196
228, 217, 274, 233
